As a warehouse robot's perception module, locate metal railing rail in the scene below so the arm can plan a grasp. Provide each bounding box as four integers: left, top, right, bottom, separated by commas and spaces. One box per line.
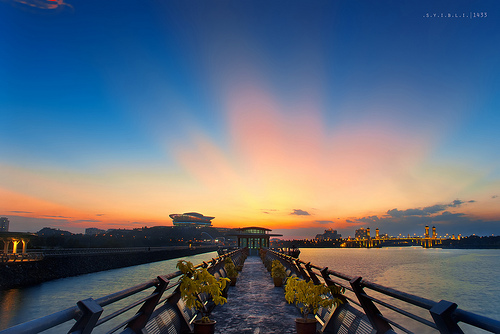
0, 252, 44, 263
0, 248, 246, 334
266, 249, 500, 334
30, 245, 215, 256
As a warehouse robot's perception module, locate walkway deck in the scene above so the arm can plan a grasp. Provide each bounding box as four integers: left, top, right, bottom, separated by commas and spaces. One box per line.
211, 256, 301, 334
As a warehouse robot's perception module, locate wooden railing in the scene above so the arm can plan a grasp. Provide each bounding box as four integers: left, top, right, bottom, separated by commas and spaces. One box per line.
0, 248, 248, 334
0, 252, 44, 263
264, 248, 500, 334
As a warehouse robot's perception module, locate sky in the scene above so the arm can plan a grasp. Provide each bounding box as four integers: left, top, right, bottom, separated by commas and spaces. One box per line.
1, 0, 499, 239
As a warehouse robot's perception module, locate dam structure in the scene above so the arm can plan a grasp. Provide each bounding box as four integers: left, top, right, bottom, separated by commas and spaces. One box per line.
1, 246, 499, 333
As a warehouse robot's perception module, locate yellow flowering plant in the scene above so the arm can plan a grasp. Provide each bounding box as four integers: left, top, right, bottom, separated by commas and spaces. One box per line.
177, 260, 230, 323
284, 277, 343, 320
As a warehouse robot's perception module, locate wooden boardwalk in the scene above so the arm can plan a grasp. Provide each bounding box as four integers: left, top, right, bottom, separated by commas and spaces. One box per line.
211, 256, 301, 334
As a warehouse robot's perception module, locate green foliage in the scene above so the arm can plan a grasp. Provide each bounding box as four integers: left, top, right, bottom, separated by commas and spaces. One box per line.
271, 260, 287, 279
284, 277, 343, 320
224, 257, 238, 278
177, 260, 230, 321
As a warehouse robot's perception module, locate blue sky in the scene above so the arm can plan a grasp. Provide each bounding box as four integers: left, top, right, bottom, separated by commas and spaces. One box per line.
1, 0, 499, 238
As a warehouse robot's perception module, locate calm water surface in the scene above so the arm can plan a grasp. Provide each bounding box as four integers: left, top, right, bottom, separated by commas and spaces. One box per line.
1, 248, 499, 333
299, 247, 500, 333
0, 251, 218, 332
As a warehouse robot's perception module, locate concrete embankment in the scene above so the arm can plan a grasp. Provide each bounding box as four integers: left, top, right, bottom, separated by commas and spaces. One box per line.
0, 246, 217, 290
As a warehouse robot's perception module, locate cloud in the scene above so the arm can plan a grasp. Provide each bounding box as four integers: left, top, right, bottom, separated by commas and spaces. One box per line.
493, 195, 498, 199
387, 199, 475, 218
450, 199, 465, 207
314, 220, 334, 224
74, 219, 101, 223
96, 213, 106, 216
9, 210, 33, 214
345, 198, 500, 237
357, 216, 380, 224
291, 209, 310, 216
41, 215, 72, 219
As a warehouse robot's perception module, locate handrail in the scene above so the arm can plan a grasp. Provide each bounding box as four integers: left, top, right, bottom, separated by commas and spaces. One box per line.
0, 248, 246, 334
34, 245, 216, 256
0, 252, 44, 263
266, 248, 500, 334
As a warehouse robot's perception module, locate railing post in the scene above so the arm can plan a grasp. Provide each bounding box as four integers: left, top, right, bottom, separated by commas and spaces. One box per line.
350, 276, 392, 334
430, 300, 464, 334
305, 262, 320, 284
294, 260, 309, 281
68, 298, 103, 334
320, 268, 347, 304
124, 275, 170, 333
320, 267, 334, 286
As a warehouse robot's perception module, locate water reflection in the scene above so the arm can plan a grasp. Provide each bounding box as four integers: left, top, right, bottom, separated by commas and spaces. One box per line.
299, 247, 500, 334
0, 251, 218, 332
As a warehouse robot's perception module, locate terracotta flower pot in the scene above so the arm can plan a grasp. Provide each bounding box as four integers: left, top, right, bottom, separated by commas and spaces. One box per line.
194, 319, 216, 334
295, 318, 317, 334
273, 277, 283, 287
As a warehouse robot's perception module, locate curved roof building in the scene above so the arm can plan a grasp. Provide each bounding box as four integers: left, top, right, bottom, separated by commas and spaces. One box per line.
169, 212, 214, 227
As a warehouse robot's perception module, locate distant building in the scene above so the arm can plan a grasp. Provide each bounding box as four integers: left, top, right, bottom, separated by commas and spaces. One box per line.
37, 227, 72, 237
228, 227, 282, 256
315, 228, 341, 240
85, 227, 105, 236
0, 217, 9, 232
355, 228, 368, 240
169, 212, 214, 227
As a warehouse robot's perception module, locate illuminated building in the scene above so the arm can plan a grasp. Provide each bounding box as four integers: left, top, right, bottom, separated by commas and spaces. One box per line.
169, 212, 214, 227
229, 227, 282, 255
432, 226, 437, 239
425, 226, 430, 238
0, 217, 9, 232
315, 228, 341, 240
355, 228, 368, 240
85, 228, 105, 236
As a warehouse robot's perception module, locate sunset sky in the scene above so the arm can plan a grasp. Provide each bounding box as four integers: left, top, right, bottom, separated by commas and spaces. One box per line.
1, 0, 499, 239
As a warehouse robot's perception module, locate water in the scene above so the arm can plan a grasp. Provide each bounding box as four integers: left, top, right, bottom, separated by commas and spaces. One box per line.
1, 248, 499, 333
0, 251, 218, 332
299, 247, 500, 333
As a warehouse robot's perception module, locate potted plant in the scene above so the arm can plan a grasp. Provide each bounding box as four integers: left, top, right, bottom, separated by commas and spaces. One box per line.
224, 257, 239, 286
271, 260, 287, 287
263, 257, 272, 272
284, 277, 343, 334
177, 260, 230, 334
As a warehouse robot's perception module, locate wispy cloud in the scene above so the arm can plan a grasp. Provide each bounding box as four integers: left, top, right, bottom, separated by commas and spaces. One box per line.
343, 199, 493, 236
291, 209, 310, 216
314, 220, 334, 224
386, 200, 475, 218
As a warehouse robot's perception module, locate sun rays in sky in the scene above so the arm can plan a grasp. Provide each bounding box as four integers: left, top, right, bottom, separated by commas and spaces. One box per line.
1, 0, 500, 238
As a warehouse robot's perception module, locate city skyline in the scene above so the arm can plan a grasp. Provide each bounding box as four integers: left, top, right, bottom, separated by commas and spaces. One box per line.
1, 1, 499, 239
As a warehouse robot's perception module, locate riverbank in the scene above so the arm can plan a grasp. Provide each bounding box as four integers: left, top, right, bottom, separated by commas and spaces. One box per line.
0, 246, 217, 290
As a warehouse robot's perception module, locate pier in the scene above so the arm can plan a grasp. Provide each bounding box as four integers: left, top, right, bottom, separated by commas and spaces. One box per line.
2, 247, 499, 334
210, 256, 300, 333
